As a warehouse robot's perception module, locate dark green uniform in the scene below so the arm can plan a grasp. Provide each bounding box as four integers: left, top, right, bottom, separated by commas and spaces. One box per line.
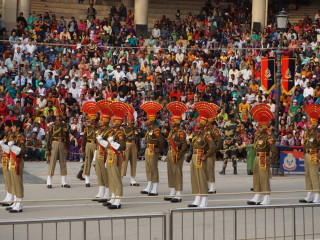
221, 120, 238, 170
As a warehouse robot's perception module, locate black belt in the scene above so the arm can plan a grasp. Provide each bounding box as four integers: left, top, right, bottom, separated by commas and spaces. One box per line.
126, 140, 135, 143
87, 140, 96, 143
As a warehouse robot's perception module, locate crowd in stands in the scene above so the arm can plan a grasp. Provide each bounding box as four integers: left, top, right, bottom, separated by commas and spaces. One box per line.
0, 0, 319, 162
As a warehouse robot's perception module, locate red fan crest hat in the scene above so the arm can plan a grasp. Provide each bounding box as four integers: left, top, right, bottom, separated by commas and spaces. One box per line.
96, 100, 113, 122
110, 101, 129, 124
166, 101, 188, 123
250, 104, 274, 128
140, 101, 163, 121
194, 102, 214, 125
81, 102, 99, 120
304, 104, 320, 126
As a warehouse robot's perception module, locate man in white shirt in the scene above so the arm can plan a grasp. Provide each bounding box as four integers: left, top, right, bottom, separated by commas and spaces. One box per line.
296, 75, 309, 89
110, 66, 125, 83
303, 82, 314, 98
0, 61, 8, 77
245, 89, 256, 104
126, 67, 137, 81
36, 94, 47, 109
90, 74, 102, 88
176, 49, 184, 64
241, 65, 252, 81
25, 39, 37, 54
228, 66, 240, 82
152, 24, 161, 38
44, 64, 57, 79
69, 82, 80, 99
12, 39, 25, 53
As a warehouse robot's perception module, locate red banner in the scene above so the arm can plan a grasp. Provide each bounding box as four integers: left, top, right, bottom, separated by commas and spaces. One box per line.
261, 57, 276, 94
281, 57, 296, 95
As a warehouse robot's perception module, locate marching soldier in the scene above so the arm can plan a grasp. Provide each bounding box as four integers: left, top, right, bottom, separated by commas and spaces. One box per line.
98, 101, 127, 209
247, 104, 276, 205
93, 100, 113, 202
6, 120, 26, 213
140, 101, 165, 196
299, 104, 320, 203
164, 101, 188, 202
188, 102, 216, 208
219, 114, 238, 175
80, 102, 100, 187
46, 108, 70, 188
206, 103, 222, 194
121, 104, 144, 186
0, 121, 14, 206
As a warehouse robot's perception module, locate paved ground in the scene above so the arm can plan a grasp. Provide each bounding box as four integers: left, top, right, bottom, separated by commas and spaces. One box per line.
0, 159, 308, 221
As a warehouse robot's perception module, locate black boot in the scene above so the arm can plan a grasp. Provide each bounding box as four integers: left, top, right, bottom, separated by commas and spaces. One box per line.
76, 170, 85, 181
233, 167, 238, 175
219, 167, 226, 175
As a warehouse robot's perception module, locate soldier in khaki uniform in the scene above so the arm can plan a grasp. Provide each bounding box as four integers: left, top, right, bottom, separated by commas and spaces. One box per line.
188, 102, 216, 208
98, 101, 127, 209
219, 114, 238, 175
94, 100, 113, 202
205, 103, 222, 194
5, 120, 26, 213
0, 121, 14, 206
81, 102, 100, 187
247, 104, 276, 205
140, 101, 165, 196
164, 101, 188, 202
121, 104, 144, 186
46, 109, 70, 188
299, 104, 320, 203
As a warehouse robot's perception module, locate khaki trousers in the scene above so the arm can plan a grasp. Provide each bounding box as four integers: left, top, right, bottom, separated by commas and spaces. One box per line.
145, 147, 159, 183
167, 149, 184, 191
95, 149, 108, 187
121, 142, 138, 177
304, 153, 320, 193
10, 160, 24, 198
190, 154, 208, 195
83, 143, 97, 176
207, 155, 216, 182
2, 154, 13, 193
48, 141, 67, 176
106, 152, 123, 196
253, 156, 271, 194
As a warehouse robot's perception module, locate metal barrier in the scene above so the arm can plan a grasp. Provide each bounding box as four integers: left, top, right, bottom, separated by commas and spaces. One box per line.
169, 204, 320, 240
0, 214, 167, 240
1, 204, 320, 240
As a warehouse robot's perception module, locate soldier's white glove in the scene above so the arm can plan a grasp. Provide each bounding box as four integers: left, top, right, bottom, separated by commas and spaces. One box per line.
99, 139, 108, 148
11, 145, 21, 155
92, 150, 97, 166
1, 144, 10, 154
0, 140, 4, 146
8, 141, 14, 147
110, 142, 120, 150
107, 137, 114, 143
96, 135, 103, 141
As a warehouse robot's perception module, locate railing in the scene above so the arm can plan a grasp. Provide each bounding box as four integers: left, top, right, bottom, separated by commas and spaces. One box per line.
1, 204, 320, 240
169, 204, 320, 240
0, 214, 167, 240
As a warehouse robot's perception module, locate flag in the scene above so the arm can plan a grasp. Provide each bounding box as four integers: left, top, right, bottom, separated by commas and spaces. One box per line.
281, 57, 296, 95
261, 57, 276, 94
